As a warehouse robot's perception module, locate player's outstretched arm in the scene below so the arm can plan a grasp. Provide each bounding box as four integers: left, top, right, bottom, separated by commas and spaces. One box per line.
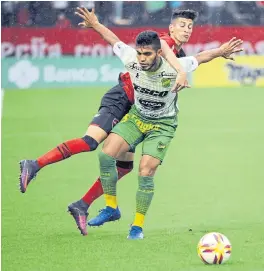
161, 40, 187, 74
195, 37, 244, 65
160, 40, 190, 92
75, 7, 120, 46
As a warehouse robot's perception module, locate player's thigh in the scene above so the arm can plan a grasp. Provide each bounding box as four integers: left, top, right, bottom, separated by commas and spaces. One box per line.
139, 154, 161, 177
103, 133, 130, 158
142, 129, 175, 164
86, 107, 120, 143
117, 151, 135, 162
111, 113, 144, 153
85, 125, 108, 143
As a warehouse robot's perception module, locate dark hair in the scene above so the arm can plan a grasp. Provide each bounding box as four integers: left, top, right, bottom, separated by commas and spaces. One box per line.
135, 30, 161, 51
171, 9, 198, 22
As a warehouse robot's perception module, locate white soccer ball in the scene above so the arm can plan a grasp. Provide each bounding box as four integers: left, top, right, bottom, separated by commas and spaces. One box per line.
197, 232, 232, 264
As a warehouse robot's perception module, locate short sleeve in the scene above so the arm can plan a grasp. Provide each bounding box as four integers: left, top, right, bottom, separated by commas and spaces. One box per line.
113, 41, 137, 65
177, 56, 199, 72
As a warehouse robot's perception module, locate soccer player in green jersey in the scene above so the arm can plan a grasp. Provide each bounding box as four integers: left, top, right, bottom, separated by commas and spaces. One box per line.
19, 5, 243, 237
74, 7, 243, 239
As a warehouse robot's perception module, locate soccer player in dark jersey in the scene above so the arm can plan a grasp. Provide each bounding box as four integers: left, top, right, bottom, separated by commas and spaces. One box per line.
19, 8, 243, 236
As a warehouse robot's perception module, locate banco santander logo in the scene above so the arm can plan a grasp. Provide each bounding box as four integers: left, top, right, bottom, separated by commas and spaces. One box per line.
8, 60, 40, 89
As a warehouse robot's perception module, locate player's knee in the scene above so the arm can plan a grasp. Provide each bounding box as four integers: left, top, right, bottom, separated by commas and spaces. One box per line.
139, 155, 160, 176
98, 150, 116, 168
138, 176, 154, 191
82, 135, 99, 151
139, 163, 158, 177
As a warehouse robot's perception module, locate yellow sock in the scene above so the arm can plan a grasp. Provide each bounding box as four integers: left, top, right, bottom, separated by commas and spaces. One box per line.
132, 212, 145, 228
104, 194, 117, 209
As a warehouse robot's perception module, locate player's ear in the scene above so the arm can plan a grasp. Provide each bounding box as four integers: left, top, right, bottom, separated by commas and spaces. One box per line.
157, 48, 163, 56
169, 23, 174, 34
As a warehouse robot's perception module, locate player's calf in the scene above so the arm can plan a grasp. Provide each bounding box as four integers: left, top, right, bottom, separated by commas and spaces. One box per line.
128, 175, 154, 239
79, 160, 133, 207
19, 136, 99, 193
36, 135, 98, 169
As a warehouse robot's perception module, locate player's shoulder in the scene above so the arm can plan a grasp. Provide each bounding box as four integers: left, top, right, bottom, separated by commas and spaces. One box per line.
159, 32, 172, 40
113, 41, 135, 52
113, 41, 137, 65
159, 32, 175, 46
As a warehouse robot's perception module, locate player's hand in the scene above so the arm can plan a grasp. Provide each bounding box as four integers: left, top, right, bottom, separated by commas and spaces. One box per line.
220, 37, 244, 61
171, 71, 190, 93
75, 7, 99, 28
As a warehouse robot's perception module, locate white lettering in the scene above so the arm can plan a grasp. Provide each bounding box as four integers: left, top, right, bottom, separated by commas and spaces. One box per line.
183, 41, 263, 56
31, 37, 45, 58
2, 37, 62, 58
16, 44, 30, 58
44, 65, 56, 82
47, 44, 62, 58
43, 66, 99, 83
242, 41, 255, 55
74, 45, 85, 57
2, 39, 263, 58
255, 41, 264, 55
1, 42, 14, 57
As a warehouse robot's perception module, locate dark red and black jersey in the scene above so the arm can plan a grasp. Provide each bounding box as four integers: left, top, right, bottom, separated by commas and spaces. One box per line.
159, 32, 186, 58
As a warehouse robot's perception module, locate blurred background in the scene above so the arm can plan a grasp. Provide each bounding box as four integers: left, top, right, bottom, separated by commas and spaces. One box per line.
1, 1, 264, 89
2, 1, 264, 27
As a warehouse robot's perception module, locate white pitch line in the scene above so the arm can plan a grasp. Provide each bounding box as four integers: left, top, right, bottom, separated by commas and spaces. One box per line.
1, 89, 4, 118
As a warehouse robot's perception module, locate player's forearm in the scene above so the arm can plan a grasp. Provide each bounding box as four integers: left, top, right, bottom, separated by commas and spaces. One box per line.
92, 22, 120, 47
195, 48, 223, 65
160, 40, 186, 73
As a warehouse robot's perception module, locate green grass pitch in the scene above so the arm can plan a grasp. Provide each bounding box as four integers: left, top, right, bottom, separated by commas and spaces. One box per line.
2, 86, 264, 271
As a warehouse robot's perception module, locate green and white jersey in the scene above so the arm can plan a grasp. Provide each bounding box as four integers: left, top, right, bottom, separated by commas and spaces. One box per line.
113, 41, 198, 119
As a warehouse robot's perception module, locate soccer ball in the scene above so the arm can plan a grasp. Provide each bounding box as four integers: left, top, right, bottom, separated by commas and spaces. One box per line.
197, 232, 232, 264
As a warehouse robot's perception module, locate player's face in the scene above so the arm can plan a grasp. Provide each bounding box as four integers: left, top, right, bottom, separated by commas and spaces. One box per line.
136, 46, 162, 71
169, 18, 193, 44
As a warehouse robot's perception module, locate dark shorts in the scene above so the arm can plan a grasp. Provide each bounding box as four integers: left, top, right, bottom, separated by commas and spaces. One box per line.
90, 80, 132, 134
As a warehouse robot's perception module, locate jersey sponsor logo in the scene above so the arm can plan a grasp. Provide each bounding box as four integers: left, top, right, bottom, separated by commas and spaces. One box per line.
127, 62, 142, 71
127, 64, 176, 79
157, 141, 167, 152
134, 84, 169, 97
147, 71, 176, 79
146, 112, 162, 118
161, 78, 171, 88
138, 98, 165, 110
101, 172, 110, 177
121, 113, 160, 133
160, 71, 176, 78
